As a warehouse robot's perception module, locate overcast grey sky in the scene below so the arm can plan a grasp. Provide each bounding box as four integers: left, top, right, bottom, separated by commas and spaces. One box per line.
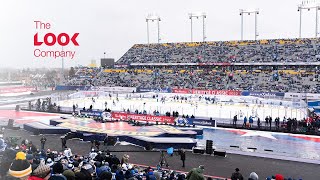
0, 0, 317, 68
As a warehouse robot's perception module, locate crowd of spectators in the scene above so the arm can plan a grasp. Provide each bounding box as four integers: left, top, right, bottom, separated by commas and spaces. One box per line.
66, 67, 103, 86
117, 38, 319, 64
28, 98, 61, 113
64, 38, 320, 93
0, 141, 195, 180
65, 66, 320, 93
0, 137, 302, 180
233, 113, 320, 135
26, 74, 56, 90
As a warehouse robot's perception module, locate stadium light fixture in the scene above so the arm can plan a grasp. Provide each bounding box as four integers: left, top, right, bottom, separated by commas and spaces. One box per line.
239, 9, 259, 41
146, 14, 161, 44
298, 0, 320, 38
188, 12, 207, 42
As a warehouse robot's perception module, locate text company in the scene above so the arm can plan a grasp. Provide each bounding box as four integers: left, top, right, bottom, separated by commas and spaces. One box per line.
33, 20, 79, 60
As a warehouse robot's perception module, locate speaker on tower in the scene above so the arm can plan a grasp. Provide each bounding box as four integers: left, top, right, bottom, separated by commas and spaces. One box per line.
206, 140, 213, 154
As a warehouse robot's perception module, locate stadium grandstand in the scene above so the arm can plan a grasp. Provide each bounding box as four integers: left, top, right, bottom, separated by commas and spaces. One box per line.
3, 1, 320, 179
66, 38, 320, 93
117, 38, 319, 64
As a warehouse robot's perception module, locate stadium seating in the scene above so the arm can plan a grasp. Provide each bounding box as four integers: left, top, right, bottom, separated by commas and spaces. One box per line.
65, 66, 320, 93
64, 38, 320, 93
117, 38, 319, 64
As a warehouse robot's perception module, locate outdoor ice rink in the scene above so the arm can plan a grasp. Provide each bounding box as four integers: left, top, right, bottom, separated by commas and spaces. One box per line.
54, 92, 307, 121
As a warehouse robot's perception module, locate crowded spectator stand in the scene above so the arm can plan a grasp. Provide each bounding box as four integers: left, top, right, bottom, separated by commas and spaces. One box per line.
0, 139, 299, 180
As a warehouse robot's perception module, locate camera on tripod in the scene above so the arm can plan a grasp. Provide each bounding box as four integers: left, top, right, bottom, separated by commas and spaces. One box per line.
158, 147, 174, 167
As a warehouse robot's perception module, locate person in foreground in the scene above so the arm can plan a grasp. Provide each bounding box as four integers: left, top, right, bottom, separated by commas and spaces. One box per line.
231, 168, 244, 180
186, 165, 205, 180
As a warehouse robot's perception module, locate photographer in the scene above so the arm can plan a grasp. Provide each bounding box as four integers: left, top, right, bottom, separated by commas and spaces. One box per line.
94, 140, 100, 150
61, 136, 67, 150
40, 135, 47, 150
179, 149, 186, 168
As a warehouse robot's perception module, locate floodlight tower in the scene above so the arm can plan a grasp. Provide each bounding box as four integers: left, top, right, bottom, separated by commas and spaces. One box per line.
239, 9, 259, 40
146, 14, 161, 44
298, 1, 320, 38
188, 12, 207, 42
